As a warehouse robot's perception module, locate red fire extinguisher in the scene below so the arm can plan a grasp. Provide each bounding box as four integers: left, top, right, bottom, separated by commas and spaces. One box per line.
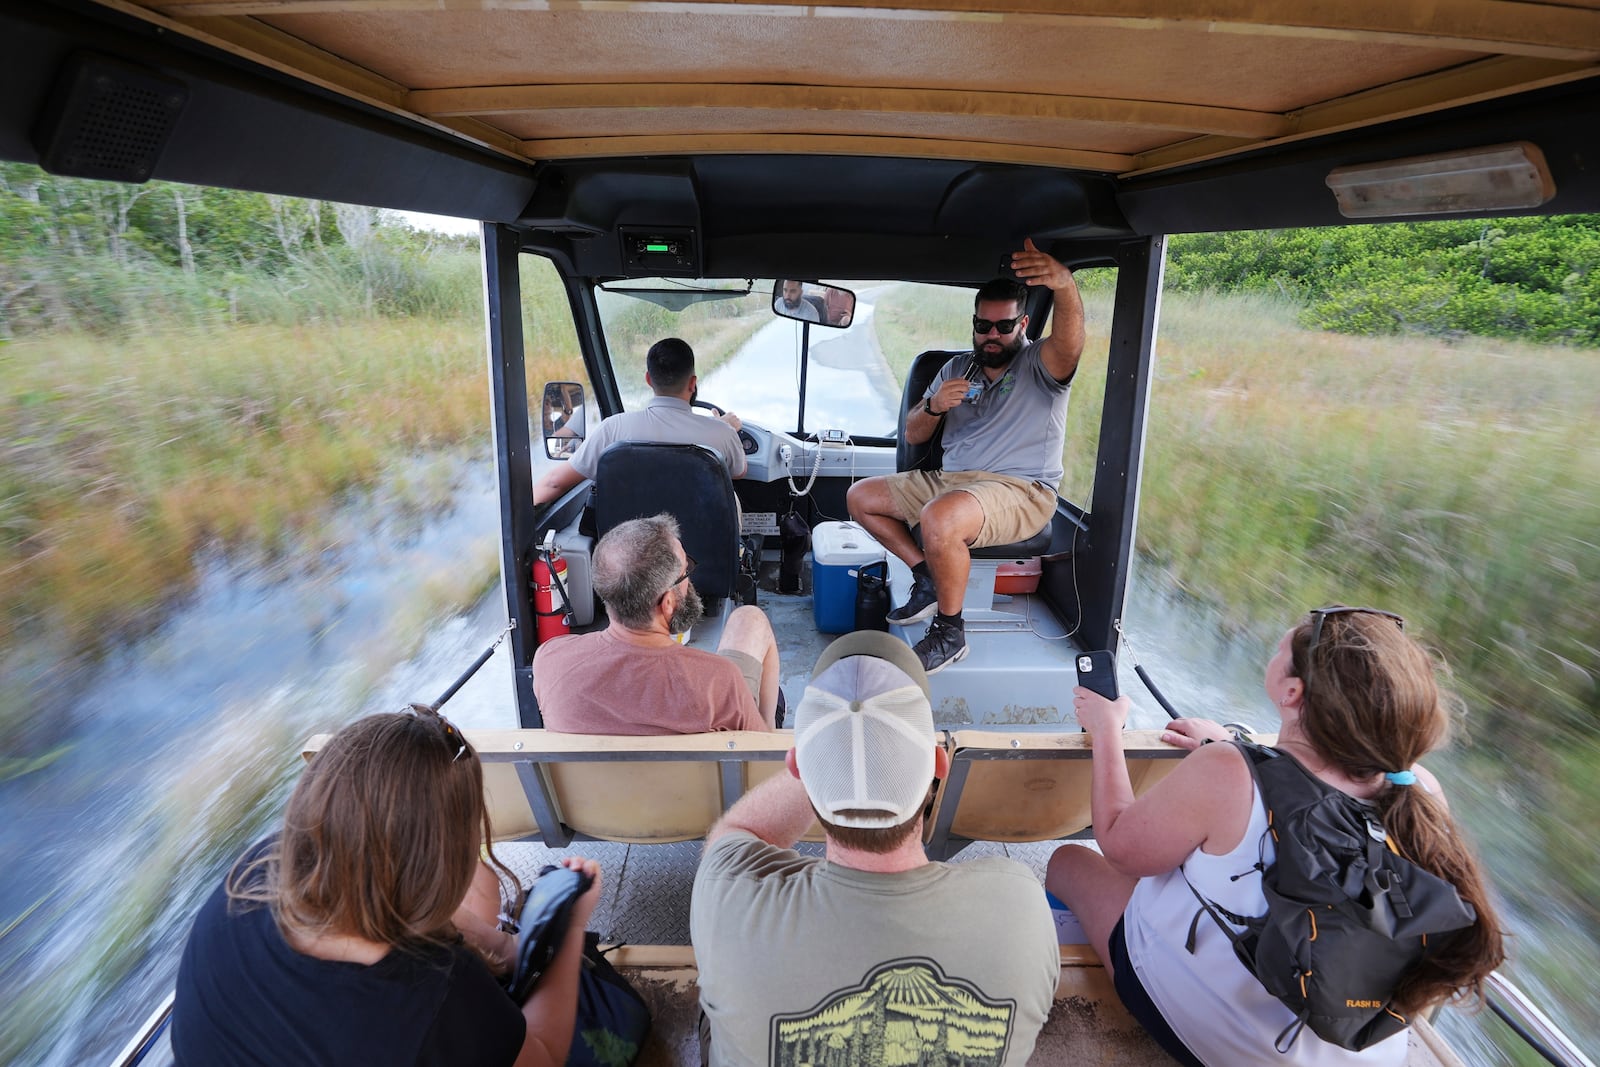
532, 543, 571, 644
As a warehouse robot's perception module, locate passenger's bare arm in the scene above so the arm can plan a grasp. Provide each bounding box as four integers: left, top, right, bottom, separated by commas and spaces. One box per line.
1010, 238, 1085, 383
706, 767, 815, 848
1076, 688, 1252, 877
514, 857, 603, 1067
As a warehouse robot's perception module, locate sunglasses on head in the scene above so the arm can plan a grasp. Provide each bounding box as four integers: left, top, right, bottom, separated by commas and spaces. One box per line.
1306, 606, 1405, 659
406, 703, 468, 762
972, 315, 1024, 335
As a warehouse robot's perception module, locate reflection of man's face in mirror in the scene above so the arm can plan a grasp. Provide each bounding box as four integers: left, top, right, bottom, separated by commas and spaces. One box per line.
826, 289, 852, 326
780, 280, 805, 310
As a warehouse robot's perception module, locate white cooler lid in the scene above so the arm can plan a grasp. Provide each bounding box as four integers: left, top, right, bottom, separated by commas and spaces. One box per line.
812, 521, 887, 567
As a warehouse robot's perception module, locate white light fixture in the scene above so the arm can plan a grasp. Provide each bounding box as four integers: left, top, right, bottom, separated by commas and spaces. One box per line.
1325, 141, 1555, 219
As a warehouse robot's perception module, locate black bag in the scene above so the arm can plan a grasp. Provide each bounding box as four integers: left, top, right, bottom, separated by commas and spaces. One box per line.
1185, 742, 1477, 1053
777, 511, 810, 594
506, 866, 652, 1066
854, 560, 889, 631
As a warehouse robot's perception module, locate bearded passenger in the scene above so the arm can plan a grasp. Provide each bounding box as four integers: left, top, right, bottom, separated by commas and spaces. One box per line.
533, 514, 782, 733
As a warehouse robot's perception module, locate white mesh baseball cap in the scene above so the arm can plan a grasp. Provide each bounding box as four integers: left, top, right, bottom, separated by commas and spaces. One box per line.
794, 631, 937, 829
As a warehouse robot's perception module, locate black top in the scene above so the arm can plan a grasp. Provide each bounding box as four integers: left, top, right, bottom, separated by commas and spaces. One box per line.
172, 847, 525, 1066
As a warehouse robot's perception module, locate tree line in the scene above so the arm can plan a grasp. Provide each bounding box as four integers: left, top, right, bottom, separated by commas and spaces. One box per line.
0, 163, 479, 338
1166, 214, 1600, 345
3, 163, 1599, 345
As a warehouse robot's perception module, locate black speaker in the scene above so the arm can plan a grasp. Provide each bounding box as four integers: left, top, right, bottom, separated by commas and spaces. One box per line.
34, 53, 188, 183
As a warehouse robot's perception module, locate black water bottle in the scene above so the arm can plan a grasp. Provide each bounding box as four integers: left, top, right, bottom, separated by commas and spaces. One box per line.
854, 560, 889, 631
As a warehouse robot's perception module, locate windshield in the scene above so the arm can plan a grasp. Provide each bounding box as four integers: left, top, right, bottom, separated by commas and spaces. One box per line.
595, 280, 974, 438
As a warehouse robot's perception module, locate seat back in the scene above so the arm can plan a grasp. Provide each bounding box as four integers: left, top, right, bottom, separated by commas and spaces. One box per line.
594, 441, 739, 603
926, 729, 1192, 857
896, 349, 969, 472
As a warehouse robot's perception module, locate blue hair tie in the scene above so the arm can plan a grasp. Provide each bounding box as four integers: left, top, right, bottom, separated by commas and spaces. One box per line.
1385, 770, 1418, 786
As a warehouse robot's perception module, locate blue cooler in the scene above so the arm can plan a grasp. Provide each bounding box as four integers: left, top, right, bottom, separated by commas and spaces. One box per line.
811, 521, 887, 633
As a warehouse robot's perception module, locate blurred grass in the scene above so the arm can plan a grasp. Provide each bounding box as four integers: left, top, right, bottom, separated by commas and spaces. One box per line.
1, 288, 574, 663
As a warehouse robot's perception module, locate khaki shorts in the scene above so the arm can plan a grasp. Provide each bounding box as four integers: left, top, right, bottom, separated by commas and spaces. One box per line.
884, 470, 1057, 548
719, 648, 763, 702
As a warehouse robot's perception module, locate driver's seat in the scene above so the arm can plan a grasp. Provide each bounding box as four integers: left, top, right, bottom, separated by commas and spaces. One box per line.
593, 442, 741, 606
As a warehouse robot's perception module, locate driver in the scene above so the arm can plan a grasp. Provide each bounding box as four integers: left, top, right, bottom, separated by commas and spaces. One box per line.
533, 337, 747, 504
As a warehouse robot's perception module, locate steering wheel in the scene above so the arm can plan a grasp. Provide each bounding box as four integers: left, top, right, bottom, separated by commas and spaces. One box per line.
691, 398, 727, 417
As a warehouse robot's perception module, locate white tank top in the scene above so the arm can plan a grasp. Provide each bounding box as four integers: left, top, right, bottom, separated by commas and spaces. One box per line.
1122, 780, 1408, 1067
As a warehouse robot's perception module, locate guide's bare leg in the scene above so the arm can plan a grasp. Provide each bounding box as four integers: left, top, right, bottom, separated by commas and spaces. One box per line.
719, 604, 781, 726
846, 477, 924, 568
918, 491, 984, 615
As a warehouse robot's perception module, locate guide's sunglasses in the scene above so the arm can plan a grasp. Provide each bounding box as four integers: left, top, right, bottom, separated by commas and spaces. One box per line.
1306, 606, 1405, 659
972, 315, 1024, 336
406, 703, 468, 762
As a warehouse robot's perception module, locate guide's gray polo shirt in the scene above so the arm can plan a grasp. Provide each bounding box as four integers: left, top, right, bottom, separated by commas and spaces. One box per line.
568, 395, 748, 481
922, 338, 1072, 486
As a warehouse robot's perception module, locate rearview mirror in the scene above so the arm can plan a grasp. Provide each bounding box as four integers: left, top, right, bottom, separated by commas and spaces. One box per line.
772, 279, 855, 329
541, 381, 586, 459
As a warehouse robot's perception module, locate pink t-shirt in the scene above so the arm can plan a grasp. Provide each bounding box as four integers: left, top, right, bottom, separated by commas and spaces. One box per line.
532, 628, 763, 734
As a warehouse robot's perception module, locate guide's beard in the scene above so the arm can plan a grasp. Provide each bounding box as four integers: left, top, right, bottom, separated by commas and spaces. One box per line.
669, 582, 704, 635
973, 333, 1023, 368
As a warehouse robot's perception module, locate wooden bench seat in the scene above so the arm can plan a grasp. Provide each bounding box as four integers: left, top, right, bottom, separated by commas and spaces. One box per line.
926, 729, 1185, 859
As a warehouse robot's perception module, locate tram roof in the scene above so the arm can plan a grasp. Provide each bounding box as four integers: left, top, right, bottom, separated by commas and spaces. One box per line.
4, 1, 1600, 277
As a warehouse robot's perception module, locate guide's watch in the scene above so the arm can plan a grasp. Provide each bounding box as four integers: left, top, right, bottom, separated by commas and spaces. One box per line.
923, 397, 942, 417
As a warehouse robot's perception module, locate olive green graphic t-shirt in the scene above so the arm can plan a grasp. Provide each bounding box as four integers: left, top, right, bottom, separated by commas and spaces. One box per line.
690, 833, 1058, 1067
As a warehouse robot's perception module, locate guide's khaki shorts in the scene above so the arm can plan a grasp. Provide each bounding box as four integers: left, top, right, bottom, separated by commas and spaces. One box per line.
884, 470, 1057, 548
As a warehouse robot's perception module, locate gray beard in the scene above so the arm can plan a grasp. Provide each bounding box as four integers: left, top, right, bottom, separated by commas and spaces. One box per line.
669, 582, 704, 635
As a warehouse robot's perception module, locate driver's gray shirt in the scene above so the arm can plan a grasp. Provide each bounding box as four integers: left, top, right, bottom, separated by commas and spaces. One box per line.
922, 338, 1071, 485
567, 395, 748, 480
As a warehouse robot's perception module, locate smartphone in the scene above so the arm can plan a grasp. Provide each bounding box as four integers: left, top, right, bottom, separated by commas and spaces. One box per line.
963, 379, 984, 402
1075, 650, 1119, 700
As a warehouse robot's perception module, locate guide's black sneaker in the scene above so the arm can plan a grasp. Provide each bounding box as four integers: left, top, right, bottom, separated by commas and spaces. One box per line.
887, 574, 939, 624
913, 617, 969, 674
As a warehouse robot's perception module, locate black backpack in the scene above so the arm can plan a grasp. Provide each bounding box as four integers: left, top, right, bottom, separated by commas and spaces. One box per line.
1183, 742, 1477, 1053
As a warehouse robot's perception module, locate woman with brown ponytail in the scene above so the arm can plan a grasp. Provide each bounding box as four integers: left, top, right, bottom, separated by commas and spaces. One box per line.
1046, 606, 1504, 1066
171, 708, 602, 1066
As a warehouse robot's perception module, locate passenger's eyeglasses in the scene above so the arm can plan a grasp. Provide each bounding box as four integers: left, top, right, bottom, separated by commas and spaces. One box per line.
406, 703, 468, 762
1306, 606, 1405, 660
972, 315, 1024, 336
663, 553, 696, 598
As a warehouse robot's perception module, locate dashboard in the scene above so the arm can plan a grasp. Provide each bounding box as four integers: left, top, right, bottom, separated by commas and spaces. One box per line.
736, 420, 898, 484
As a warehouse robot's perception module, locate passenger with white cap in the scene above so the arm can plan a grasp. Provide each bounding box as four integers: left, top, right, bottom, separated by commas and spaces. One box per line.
689, 631, 1058, 1067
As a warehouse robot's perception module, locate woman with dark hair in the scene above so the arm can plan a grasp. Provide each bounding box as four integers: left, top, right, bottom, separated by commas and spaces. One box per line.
1047, 606, 1504, 1066
172, 709, 601, 1066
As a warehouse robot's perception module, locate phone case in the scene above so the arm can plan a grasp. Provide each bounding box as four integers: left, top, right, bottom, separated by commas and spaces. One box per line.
1075, 650, 1119, 700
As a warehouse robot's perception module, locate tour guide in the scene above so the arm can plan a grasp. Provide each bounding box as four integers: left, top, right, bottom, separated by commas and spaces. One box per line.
848, 239, 1086, 674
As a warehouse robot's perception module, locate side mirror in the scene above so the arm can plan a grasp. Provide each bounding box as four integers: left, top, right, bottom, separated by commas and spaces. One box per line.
771, 280, 856, 329
541, 381, 586, 460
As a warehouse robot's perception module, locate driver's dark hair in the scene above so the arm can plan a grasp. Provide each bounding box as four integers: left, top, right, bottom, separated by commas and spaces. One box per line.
974, 277, 1028, 312
646, 337, 696, 394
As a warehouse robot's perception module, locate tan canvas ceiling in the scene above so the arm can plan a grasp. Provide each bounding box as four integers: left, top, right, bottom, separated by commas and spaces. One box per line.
111, 0, 1600, 176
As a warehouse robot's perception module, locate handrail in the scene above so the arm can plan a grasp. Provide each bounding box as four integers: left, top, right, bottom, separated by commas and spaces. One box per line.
1484, 972, 1595, 1067
107, 990, 173, 1067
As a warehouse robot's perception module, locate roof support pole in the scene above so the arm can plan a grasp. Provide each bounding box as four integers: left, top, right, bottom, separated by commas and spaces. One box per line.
483, 222, 542, 726
1078, 235, 1164, 656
